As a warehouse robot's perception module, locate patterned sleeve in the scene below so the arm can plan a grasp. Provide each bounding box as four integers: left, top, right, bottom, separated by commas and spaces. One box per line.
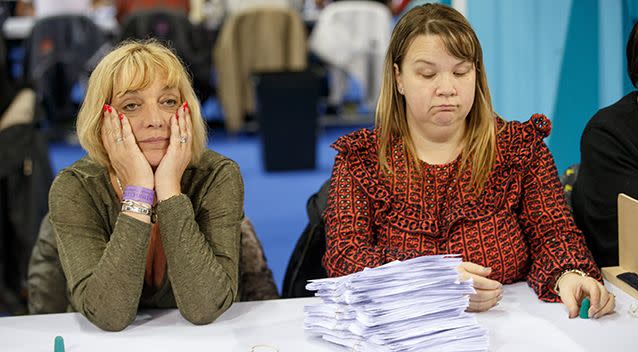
322, 147, 421, 277
517, 116, 602, 301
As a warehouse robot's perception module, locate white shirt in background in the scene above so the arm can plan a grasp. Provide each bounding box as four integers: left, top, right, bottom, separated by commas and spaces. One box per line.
33, 0, 92, 17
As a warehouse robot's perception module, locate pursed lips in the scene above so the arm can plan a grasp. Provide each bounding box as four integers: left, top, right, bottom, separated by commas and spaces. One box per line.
433, 104, 457, 111
139, 137, 169, 144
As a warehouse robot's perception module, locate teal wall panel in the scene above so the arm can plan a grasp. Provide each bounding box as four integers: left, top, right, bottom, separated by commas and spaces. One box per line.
551, 0, 598, 172
457, 1, 625, 173
599, 0, 624, 108
467, 0, 571, 122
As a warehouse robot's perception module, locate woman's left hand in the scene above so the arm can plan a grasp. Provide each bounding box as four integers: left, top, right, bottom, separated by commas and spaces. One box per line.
154, 102, 192, 201
557, 273, 615, 319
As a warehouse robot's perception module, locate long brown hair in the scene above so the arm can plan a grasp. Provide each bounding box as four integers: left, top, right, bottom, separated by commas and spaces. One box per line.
375, 4, 496, 192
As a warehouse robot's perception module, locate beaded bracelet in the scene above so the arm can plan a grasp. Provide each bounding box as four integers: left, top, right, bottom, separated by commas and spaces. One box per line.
123, 185, 155, 205
554, 269, 588, 294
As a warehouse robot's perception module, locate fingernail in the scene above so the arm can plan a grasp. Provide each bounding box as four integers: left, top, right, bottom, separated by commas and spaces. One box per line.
175, 111, 179, 120
184, 101, 189, 110
107, 105, 112, 113
103, 104, 107, 112
483, 267, 491, 272
118, 113, 123, 120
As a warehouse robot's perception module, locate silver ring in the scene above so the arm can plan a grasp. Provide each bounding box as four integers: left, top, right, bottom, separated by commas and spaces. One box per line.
179, 135, 188, 144
115, 137, 123, 143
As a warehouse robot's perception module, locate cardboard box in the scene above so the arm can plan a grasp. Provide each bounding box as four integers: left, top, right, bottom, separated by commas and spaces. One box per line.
601, 194, 638, 299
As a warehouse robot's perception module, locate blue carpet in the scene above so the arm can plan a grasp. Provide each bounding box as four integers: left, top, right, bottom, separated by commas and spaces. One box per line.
48, 126, 365, 294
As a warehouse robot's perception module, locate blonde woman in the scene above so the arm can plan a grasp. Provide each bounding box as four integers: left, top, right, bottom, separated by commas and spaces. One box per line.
323, 4, 614, 319
48, 40, 243, 331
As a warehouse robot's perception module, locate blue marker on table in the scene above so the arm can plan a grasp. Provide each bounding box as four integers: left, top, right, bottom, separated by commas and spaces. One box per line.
54, 336, 65, 352
579, 297, 590, 319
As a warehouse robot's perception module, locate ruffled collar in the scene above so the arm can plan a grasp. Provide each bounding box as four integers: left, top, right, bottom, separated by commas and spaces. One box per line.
331, 114, 552, 239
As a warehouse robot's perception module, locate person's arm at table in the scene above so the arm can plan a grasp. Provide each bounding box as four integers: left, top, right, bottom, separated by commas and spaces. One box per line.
156, 160, 243, 325
515, 124, 612, 318
50, 172, 150, 331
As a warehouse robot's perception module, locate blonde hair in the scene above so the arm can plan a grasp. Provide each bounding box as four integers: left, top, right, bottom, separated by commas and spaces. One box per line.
375, 4, 496, 191
76, 39, 208, 168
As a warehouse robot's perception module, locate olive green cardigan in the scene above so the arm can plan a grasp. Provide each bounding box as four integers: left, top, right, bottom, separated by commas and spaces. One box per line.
47, 149, 243, 331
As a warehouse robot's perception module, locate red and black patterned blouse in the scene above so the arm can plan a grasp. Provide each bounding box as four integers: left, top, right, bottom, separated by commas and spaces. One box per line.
323, 114, 601, 301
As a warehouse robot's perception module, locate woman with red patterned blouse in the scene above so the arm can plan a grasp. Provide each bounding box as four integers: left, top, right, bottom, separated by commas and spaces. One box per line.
323, 3, 615, 319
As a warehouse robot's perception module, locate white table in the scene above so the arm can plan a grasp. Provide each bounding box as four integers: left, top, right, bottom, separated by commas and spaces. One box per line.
0, 282, 636, 352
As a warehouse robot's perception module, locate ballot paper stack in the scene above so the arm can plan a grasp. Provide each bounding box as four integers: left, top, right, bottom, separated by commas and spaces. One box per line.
304, 255, 489, 352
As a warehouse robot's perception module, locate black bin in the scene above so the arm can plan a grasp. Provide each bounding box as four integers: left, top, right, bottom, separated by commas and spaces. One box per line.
254, 70, 320, 171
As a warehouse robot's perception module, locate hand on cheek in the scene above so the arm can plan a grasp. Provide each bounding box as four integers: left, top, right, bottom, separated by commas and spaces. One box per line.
154, 101, 193, 201
100, 104, 154, 189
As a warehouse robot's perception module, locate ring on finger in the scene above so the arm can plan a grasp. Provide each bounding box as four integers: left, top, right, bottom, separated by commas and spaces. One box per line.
115, 136, 124, 143
179, 135, 188, 144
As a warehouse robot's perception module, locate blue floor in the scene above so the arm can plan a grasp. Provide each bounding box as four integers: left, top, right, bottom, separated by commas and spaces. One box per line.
48, 126, 365, 294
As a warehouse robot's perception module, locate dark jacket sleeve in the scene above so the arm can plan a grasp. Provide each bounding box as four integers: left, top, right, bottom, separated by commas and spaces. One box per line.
572, 123, 638, 267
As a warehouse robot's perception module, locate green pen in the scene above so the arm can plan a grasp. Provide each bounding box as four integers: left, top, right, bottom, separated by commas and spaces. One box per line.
579, 297, 590, 319
54, 336, 65, 352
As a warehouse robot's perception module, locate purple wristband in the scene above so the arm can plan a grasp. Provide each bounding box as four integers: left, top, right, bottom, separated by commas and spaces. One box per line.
122, 186, 155, 205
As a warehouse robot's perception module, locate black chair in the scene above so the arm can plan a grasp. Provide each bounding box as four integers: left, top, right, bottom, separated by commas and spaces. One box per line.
117, 9, 213, 101
0, 123, 53, 315
282, 180, 330, 298
23, 15, 107, 138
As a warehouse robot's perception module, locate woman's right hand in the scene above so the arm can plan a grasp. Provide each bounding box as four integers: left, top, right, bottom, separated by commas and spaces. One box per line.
457, 262, 504, 312
101, 104, 154, 189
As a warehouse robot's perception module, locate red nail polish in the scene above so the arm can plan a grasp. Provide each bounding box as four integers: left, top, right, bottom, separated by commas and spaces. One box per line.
118, 113, 123, 120
184, 101, 188, 109
107, 105, 112, 113
175, 111, 179, 120
103, 104, 107, 112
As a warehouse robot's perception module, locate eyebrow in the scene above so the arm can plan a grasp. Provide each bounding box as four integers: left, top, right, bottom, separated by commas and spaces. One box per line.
412, 59, 471, 67
119, 86, 178, 98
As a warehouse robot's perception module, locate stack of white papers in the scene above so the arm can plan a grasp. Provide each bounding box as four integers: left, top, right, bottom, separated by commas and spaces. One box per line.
304, 255, 489, 352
